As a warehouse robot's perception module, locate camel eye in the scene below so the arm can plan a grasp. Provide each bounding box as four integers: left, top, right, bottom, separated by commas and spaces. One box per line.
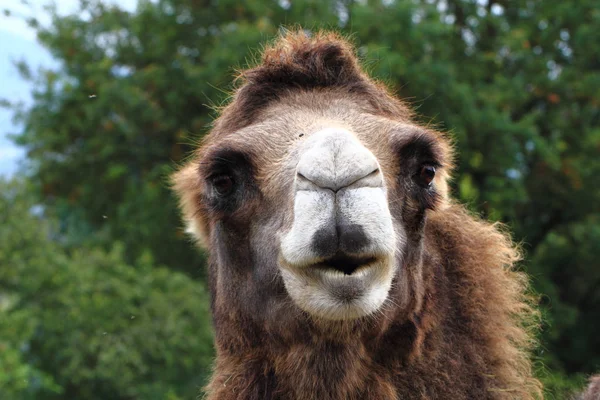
417, 165, 436, 188
211, 174, 235, 196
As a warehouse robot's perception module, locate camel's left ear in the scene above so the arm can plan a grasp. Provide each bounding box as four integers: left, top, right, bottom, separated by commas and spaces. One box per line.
171, 162, 209, 249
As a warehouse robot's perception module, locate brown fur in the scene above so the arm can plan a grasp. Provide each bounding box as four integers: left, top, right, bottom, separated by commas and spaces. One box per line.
173, 31, 542, 399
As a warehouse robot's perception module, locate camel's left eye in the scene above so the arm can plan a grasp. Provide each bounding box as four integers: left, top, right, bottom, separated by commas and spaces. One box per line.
417, 165, 436, 188
211, 174, 235, 196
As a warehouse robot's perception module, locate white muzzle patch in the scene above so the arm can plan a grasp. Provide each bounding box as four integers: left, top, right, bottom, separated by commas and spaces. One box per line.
279, 128, 398, 320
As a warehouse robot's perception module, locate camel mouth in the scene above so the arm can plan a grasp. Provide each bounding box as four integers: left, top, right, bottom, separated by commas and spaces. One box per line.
279, 254, 395, 320
314, 254, 378, 276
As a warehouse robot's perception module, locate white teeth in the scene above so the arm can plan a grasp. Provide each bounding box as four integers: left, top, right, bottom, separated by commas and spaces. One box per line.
320, 268, 347, 278
315, 261, 377, 279
352, 267, 370, 278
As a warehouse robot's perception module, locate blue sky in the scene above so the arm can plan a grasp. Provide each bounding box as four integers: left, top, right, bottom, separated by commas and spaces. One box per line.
0, 0, 137, 176
0, 0, 51, 176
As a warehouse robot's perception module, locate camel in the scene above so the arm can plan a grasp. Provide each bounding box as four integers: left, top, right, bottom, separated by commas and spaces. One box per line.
173, 30, 544, 399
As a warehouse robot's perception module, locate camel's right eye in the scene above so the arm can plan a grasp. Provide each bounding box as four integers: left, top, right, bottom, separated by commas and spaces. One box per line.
211, 174, 235, 196
203, 149, 255, 214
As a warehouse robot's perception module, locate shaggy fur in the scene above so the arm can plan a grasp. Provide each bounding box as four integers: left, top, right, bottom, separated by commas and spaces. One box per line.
173, 31, 542, 399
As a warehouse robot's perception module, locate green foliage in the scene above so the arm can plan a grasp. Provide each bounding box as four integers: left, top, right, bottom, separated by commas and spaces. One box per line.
537, 368, 587, 400
0, 179, 213, 399
2, 0, 598, 397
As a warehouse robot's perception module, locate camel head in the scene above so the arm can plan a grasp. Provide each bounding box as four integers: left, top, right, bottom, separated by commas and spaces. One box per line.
173, 31, 452, 324
172, 31, 546, 400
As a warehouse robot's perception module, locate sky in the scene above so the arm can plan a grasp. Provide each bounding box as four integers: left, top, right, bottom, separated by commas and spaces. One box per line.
0, 0, 138, 176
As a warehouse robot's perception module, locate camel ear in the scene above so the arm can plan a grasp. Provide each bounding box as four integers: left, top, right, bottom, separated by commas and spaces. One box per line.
172, 163, 209, 249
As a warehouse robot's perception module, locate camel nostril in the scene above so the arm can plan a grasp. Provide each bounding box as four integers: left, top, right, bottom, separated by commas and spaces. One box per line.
346, 168, 383, 189
296, 172, 324, 191
296, 172, 309, 182
296, 168, 382, 192
295, 129, 381, 191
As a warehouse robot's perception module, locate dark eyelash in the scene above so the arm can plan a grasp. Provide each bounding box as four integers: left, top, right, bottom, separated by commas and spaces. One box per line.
203, 150, 250, 180
396, 134, 444, 172
419, 160, 442, 169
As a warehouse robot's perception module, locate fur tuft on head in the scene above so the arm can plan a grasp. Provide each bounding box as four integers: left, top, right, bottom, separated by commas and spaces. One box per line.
215, 30, 412, 133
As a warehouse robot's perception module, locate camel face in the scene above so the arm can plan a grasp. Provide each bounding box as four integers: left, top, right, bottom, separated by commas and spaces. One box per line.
173, 31, 452, 326
279, 127, 397, 320
175, 91, 448, 324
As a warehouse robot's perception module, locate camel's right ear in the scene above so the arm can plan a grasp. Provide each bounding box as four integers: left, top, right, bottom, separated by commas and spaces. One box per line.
172, 163, 209, 249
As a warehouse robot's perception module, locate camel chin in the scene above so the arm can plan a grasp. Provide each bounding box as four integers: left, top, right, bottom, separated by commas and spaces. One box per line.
279, 127, 398, 321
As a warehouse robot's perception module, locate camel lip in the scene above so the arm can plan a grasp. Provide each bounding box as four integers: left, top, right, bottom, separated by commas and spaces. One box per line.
278, 255, 395, 320
312, 254, 378, 276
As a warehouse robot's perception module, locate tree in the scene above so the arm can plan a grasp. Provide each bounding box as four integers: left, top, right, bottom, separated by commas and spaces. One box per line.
0, 178, 214, 399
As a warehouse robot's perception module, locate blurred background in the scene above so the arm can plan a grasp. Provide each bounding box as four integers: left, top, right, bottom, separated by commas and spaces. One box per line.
0, 0, 598, 398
